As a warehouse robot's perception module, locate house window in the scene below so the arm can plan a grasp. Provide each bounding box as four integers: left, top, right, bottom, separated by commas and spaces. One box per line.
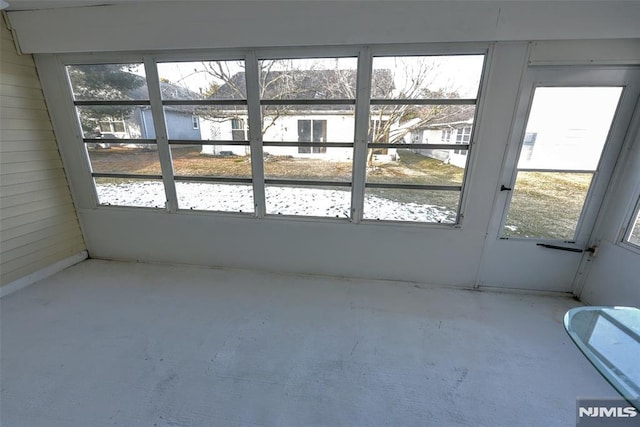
98, 118, 126, 134
298, 119, 327, 153
454, 126, 471, 155
364, 54, 484, 223
192, 115, 199, 129
231, 118, 246, 141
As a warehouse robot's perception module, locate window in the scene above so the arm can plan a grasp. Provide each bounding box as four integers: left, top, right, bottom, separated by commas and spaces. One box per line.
454, 126, 471, 155
259, 57, 357, 218
231, 118, 246, 141
364, 55, 484, 223
298, 120, 327, 153
441, 129, 451, 142
625, 198, 640, 247
98, 118, 126, 134
157, 60, 253, 213
66, 49, 487, 224
502, 87, 623, 239
67, 63, 166, 208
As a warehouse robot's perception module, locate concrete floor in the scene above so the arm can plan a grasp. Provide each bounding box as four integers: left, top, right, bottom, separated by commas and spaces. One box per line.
1, 259, 616, 426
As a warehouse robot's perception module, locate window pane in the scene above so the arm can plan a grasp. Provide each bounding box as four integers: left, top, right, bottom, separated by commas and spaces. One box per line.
176, 182, 253, 212
367, 149, 465, 186
265, 185, 351, 218
67, 63, 148, 101
76, 106, 154, 139
87, 145, 161, 175
262, 105, 355, 143
171, 145, 251, 178
258, 58, 358, 100
517, 87, 622, 171
94, 178, 165, 208
371, 55, 484, 99
156, 61, 246, 100
363, 188, 460, 223
503, 172, 593, 240
369, 104, 475, 144
264, 150, 352, 182
163, 107, 249, 141
627, 210, 640, 246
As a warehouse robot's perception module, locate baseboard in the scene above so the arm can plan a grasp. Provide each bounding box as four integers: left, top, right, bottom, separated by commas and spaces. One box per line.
0, 250, 88, 298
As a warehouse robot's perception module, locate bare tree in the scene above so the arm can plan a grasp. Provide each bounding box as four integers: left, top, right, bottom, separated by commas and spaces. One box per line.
177, 57, 471, 163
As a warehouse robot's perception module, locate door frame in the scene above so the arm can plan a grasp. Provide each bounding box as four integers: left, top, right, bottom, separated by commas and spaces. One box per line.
477, 65, 640, 291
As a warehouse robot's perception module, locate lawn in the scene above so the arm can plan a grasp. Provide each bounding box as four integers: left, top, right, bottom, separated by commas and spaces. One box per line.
88, 145, 591, 237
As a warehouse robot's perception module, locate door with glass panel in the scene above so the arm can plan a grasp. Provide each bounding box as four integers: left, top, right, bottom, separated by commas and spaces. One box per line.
478, 67, 640, 291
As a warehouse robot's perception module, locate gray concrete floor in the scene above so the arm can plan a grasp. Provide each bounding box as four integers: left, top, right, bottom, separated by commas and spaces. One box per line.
1, 259, 616, 426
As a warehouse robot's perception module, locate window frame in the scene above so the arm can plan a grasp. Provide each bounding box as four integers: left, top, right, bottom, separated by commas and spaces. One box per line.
621, 188, 640, 252
59, 44, 490, 226
362, 51, 487, 224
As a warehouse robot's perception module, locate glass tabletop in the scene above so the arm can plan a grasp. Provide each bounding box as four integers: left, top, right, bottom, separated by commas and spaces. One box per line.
564, 306, 640, 410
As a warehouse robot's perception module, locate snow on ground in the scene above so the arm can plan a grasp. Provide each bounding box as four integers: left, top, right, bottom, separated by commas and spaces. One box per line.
96, 181, 457, 223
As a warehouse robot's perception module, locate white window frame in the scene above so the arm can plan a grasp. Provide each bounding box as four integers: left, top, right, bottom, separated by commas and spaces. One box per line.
54, 43, 490, 226
621, 188, 640, 252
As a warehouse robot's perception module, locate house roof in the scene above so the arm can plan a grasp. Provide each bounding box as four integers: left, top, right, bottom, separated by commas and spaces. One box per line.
212, 68, 394, 101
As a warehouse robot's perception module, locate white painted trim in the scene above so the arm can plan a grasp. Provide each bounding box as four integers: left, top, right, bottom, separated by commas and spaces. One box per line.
0, 251, 88, 298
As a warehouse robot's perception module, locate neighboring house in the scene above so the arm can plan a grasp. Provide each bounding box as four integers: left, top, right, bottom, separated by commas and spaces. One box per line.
90, 82, 203, 144
90, 69, 401, 161
200, 69, 394, 160
410, 119, 474, 168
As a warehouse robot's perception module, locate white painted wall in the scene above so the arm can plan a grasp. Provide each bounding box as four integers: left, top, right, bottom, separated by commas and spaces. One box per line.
0, 17, 85, 289
36, 42, 528, 287
23, 0, 640, 297
577, 97, 640, 307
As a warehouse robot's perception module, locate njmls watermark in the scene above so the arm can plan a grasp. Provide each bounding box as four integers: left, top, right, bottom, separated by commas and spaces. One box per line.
577, 398, 638, 426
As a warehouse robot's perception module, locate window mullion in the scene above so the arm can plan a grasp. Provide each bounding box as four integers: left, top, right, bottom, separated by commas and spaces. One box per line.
245, 51, 266, 218
144, 56, 178, 212
351, 47, 373, 224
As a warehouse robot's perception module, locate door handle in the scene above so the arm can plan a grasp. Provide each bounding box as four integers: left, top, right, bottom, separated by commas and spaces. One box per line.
536, 243, 598, 255
500, 184, 512, 191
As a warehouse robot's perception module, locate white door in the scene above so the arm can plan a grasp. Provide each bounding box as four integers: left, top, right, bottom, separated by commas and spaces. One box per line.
478, 67, 640, 291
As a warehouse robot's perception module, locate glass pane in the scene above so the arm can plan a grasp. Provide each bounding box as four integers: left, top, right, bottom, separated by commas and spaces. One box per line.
87, 145, 161, 175
176, 182, 253, 212
517, 87, 622, 170
171, 145, 251, 178
156, 60, 246, 100
258, 57, 358, 100
503, 172, 593, 240
76, 106, 154, 139
371, 55, 484, 99
366, 149, 465, 186
265, 185, 351, 218
94, 178, 165, 208
627, 210, 640, 246
163, 106, 249, 141
363, 188, 460, 223
262, 105, 355, 143
67, 63, 148, 101
369, 104, 475, 144
263, 149, 352, 183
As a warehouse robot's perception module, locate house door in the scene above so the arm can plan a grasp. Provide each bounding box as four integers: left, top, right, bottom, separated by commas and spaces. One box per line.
478, 67, 640, 291
298, 119, 327, 153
